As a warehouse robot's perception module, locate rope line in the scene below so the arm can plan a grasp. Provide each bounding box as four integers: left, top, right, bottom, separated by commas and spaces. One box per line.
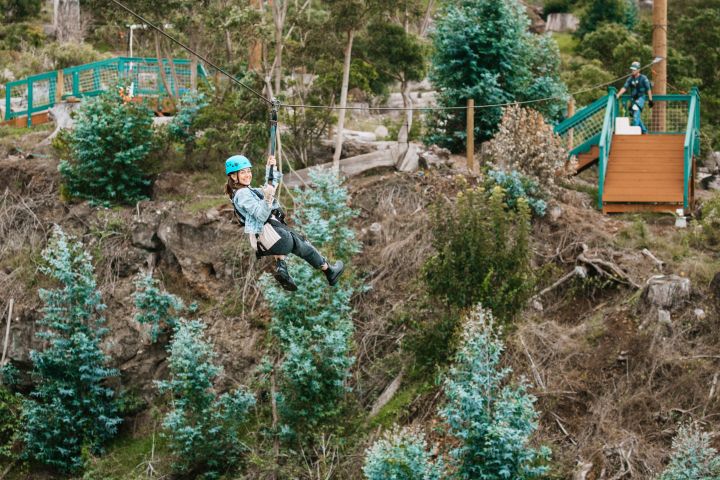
108, 0, 272, 105
280, 59, 662, 112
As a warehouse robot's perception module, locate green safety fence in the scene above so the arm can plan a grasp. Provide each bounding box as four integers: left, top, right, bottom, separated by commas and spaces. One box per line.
3, 57, 208, 126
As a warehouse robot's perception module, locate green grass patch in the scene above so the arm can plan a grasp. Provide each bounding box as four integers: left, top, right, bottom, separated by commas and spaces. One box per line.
369, 378, 436, 430
551, 32, 579, 56
84, 430, 172, 480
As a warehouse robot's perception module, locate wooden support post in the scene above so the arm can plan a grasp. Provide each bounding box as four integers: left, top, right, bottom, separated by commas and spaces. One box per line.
652, 0, 667, 131
467, 98, 475, 173
567, 97, 575, 151
56, 70, 64, 104
1, 299, 13, 366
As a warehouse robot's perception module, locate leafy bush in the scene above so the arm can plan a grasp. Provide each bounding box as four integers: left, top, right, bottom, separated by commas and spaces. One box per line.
693, 194, 720, 248
577, 0, 637, 38
363, 427, 444, 480
561, 56, 615, 107
485, 104, 569, 188
657, 423, 720, 480
58, 91, 155, 206
132, 274, 186, 343
485, 169, 547, 217
424, 185, 534, 323
0, 386, 21, 463
0, 0, 41, 23
542, 0, 574, 17
427, 0, 567, 151
0, 22, 44, 50
262, 169, 360, 438
192, 76, 268, 171
22, 226, 121, 473
42, 42, 107, 70
168, 91, 208, 145
441, 305, 550, 479
157, 319, 255, 479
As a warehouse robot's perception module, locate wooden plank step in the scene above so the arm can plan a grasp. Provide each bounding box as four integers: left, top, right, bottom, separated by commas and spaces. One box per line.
603, 203, 683, 214
603, 193, 684, 202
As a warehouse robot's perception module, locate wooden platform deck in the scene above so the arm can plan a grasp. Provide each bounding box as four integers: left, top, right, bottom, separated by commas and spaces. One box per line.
602, 134, 688, 213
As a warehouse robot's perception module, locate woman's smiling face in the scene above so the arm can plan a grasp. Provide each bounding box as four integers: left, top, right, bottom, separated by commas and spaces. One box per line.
234, 167, 252, 186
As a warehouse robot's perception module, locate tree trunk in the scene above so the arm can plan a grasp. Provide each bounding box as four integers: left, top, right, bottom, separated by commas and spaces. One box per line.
272, 0, 289, 95
154, 33, 176, 110
332, 29, 355, 172
54, 0, 81, 42
398, 79, 413, 144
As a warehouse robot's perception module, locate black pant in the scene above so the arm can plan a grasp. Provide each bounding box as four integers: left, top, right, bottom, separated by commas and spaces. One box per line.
264, 220, 325, 269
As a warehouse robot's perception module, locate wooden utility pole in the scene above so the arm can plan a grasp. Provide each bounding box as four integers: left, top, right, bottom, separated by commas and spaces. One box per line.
653, 0, 667, 131
467, 99, 475, 173
567, 97, 575, 151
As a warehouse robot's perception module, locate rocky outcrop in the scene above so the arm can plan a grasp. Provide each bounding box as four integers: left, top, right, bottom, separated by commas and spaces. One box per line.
545, 13, 580, 33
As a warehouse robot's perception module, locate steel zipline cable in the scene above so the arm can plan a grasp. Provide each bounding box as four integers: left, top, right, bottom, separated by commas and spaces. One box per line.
108, 0, 661, 114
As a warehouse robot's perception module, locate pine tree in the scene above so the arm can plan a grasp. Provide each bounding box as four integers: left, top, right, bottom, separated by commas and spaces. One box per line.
157, 319, 256, 479
658, 424, 720, 480
22, 226, 121, 473
132, 274, 185, 343
262, 169, 360, 437
441, 305, 550, 479
427, 0, 567, 151
363, 426, 444, 480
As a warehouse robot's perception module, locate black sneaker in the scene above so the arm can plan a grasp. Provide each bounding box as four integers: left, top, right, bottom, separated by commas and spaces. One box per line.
273, 259, 297, 291
324, 260, 345, 286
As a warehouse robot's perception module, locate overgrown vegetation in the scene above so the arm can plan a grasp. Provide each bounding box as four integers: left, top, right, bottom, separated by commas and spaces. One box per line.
424, 185, 534, 324
22, 227, 121, 473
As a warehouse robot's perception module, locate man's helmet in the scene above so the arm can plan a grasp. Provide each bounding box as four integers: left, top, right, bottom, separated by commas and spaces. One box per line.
225, 155, 252, 175
630, 61, 641, 71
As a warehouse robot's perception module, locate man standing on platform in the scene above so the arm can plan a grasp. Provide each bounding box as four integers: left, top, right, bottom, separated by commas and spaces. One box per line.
616, 61, 654, 134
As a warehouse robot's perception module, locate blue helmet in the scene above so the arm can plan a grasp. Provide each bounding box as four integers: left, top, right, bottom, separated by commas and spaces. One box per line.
225, 155, 252, 175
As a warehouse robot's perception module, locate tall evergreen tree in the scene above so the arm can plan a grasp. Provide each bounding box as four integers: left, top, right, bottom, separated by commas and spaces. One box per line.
427, 0, 567, 151
262, 169, 360, 438
441, 305, 550, 479
22, 227, 121, 473
157, 319, 256, 479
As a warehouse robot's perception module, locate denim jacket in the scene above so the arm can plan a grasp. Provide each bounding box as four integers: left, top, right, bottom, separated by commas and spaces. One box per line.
232, 166, 283, 234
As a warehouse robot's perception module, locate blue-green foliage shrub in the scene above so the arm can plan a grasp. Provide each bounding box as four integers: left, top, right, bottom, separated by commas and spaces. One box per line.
424, 185, 534, 323
441, 305, 550, 479
262, 169, 360, 437
22, 226, 121, 473
157, 319, 255, 479
168, 91, 208, 144
485, 170, 547, 217
363, 427, 444, 480
59, 91, 154, 205
657, 423, 720, 480
132, 274, 185, 343
427, 0, 567, 151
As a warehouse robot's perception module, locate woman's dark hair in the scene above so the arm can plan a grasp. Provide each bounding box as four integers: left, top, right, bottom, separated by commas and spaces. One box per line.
225, 175, 244, 199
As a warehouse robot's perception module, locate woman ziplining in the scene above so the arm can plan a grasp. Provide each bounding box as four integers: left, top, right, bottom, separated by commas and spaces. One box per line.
224, 154, 345, 292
